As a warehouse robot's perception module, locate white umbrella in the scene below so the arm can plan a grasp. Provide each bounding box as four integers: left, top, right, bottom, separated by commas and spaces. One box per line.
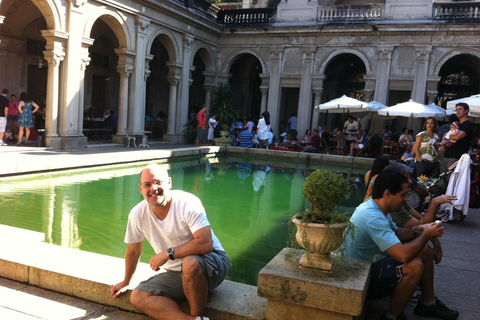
315, 95, 368, 113
378, 100, 445, 118
425, 103, 447, 119
366, 100, 388, 112
446, 94, 480, 116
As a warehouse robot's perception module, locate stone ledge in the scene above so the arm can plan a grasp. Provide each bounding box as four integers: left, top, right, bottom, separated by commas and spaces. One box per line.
0, 224, 266, 320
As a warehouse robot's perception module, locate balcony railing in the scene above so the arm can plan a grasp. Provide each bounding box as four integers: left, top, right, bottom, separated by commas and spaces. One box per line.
318, 5, 383, 21
217, 8, 276, 25
434, 2, 480, 20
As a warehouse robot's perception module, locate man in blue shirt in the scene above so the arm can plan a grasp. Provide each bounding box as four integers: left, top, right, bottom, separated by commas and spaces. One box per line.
342, 170, 458, 320
239, 126, 254, 148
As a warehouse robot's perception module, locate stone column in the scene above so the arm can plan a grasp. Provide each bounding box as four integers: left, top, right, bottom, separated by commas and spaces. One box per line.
77, 37, 93, 137
260, 86, 269, 115
374, 46, 394, 104
311, 88, 322, 130
427, 91, 438, 105
130, 17, 150, 135
166, 74, 180, 137
267, 47, 284, 135
364, 89, 374, 102
412, 46, 432, 103
204, 83, 213, 115
297, 47, 315, 134
41, 30, 67, 148
176, 34, 194, 141
114, 62, 133, 141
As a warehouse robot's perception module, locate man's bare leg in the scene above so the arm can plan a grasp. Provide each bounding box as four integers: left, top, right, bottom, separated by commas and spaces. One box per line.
418, 245, 435, 302
388, 257, 423, 316
130, 290, 194, 320
182, 256, 209, 316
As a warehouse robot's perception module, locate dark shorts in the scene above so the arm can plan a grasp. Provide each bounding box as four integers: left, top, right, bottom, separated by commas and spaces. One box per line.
7, 115, 19, 122
136, 250, 231, 303
367, 255, 404, 300
196, 127, 206, 140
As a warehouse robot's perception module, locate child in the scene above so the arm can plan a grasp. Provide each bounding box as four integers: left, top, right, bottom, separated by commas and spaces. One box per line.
4, 127, 13, 141
440, 121, 459, 146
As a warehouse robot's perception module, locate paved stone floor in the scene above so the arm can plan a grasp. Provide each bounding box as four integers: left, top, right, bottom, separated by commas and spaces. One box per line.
1, 141, 479, 319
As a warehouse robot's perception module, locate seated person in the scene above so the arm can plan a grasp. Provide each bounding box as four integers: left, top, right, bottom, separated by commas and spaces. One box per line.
239, 126, 254, 148
321, 126, 334, 147
342, 170, 459, 320
401, 144, 417, 176
349, 128, 367, 156
303, 129, 321, 153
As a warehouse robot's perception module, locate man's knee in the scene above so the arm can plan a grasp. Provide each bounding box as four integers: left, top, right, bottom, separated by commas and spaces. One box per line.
402, 256, 423, 276
182, 256, 204, 279
130, 289, 151, 308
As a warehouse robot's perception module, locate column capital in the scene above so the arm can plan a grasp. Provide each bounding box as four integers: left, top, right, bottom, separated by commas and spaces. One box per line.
270, 46, 284, 60
43, 50, 65, 67
204, 83, 214, 91
144, 69, 151, 81
415, 46, 432, 61
377, 46, 394, 60
260, 86, 269, 94
69, 0, 87, 8
183, 34, 194, 48
312, 75, 325, 88
312, 88, 323, 95
80, 56, 91, 71
117, 64, 134, 78
363, 89, 374, 102
302, 47, 316, 60
136, 16, 151, 31
168, 75, 181, 86
427, 90, 438, 103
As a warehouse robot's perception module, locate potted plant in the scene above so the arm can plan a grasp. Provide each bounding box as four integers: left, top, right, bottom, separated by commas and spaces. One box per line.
291, 169, 351, 271
220, 124, 230, 138
211, 83, 240, 126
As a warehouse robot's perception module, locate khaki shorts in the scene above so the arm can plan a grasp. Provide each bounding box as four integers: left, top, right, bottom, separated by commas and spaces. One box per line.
136, 250, 231, 302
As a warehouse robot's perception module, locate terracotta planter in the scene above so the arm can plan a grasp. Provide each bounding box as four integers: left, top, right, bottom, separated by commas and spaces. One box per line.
291, 217, 348, 271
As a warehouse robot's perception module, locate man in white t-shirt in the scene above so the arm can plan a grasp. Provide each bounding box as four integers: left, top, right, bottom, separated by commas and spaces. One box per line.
344, 115, 358, 136
111, 164, 230, 320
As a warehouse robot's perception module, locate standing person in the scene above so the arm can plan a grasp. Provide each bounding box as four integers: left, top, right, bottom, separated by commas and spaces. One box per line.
111, 164, 230, 320
196, 106, 207, 147
344, 115, 358, 136
341, 170, 458, 320
207, 114, 217, 146
7, 94, 19, 140
288, 112, 297, 131
0, 89, 8, 146
245, 117, 255, 132
440, 102, 474, 173
257, 111, 270, 149
16, 92, 39, 145
413, 117, 439, 177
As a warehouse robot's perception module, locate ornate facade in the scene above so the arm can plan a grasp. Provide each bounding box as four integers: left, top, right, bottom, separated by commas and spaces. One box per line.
1, 0, 479, 149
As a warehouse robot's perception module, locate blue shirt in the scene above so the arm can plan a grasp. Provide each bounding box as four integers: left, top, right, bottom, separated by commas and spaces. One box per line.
342, 199, 400, 262
239, 130, 253, 148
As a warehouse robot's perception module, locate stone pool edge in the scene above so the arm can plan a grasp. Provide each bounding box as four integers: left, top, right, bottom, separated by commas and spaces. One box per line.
0, 224, 266, 320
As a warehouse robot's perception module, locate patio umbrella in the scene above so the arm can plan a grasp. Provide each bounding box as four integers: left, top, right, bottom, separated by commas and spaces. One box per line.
366, 100, 388, 112
378, 100, 445, 118
315, 95, 368, 114
446, 94, 480, 116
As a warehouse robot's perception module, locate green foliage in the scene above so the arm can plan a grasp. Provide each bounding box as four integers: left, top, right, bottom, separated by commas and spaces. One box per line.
212, 83, 240, 125
221, 124, 230, 131
183, 123, 196, 142
299, 169, 350, 223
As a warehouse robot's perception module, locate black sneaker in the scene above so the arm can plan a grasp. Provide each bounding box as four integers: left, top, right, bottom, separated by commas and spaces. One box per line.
414, 297, 459, 320
379, 311, 407, 320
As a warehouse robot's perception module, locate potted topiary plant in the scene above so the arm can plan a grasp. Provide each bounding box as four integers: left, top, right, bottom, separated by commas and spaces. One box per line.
211, 83, 241, 126
291, 169, 351, 271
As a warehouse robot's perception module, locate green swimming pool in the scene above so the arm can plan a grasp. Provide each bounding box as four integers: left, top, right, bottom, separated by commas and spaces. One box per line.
0, 156, 367, 285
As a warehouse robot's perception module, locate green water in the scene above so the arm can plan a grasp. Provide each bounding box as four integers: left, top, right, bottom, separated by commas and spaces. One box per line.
0, 156, 367, 285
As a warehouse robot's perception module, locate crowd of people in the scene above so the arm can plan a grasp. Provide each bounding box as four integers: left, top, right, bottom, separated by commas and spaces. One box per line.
0, 88, 43, 146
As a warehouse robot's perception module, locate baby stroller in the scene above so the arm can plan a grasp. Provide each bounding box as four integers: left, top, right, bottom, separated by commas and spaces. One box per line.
429, 154, 475, 222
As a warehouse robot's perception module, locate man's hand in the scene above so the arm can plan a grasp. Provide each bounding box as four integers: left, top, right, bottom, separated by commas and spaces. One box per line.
110, 281, 128, 299
431, 195, 457, 206
149, 251, 168, 271
422, 221, 445, 240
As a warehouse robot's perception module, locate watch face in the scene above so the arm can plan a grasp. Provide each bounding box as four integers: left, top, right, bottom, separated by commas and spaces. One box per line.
167, 248, 174, 259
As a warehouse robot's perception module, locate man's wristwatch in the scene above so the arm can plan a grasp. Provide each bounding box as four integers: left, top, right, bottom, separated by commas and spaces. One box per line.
167, 247, 175, 260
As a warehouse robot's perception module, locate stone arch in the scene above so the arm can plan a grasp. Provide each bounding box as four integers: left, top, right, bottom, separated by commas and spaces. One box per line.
433, 49, 480, 76
1, 0, 61, 35
83, 11, 130, 50
191, 43, 215, 71
317, 49, 372, 75
145, 28, 180, 63
31, 0, 62, 30
222, 49, 267, 75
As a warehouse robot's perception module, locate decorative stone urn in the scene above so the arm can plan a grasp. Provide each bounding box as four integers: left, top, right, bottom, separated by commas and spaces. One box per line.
291, 217, 348, 271
214, 131, 232, 146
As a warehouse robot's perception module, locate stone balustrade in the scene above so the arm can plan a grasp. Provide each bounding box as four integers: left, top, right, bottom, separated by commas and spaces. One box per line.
318, 5, 383, 21
434, 2, 480, 20
218, 8, 276, 25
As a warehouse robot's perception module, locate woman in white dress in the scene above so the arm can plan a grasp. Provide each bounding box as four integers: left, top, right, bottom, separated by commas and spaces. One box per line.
207, 114, 217, 145
257, 111, 271, 149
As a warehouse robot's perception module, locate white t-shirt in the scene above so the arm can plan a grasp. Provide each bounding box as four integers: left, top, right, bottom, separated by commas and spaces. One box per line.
124, 190, 225, 271
344, 120, 358, 135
